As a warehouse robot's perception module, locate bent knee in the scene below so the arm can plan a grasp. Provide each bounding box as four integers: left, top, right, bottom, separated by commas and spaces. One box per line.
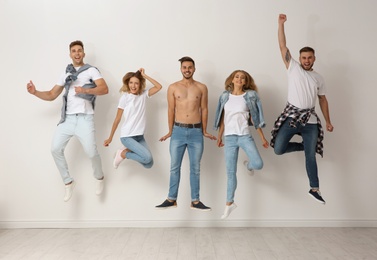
274, 147, 285, 155
252, 161, 263, 170
144, 164, 153, 169
144, 159, 154, 169
142, 155, 153, 164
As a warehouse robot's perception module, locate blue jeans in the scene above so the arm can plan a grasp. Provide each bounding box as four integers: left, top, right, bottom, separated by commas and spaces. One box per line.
51, 114, 104, 184
225, 134, 263, 203
168, 125, 203, 201
273, 118, 319, 189
120, 135, 153, 168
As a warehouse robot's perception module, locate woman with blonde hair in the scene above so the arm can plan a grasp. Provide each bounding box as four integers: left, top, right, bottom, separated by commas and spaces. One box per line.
214, 70, 269, 219
104, 68, 162, 169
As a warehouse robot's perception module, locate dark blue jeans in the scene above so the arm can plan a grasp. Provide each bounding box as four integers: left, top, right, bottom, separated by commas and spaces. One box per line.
273, 118, 319, 189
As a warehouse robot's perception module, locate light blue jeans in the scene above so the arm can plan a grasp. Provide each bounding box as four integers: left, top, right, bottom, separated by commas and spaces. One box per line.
51, 114, 104, 184
168, 125, 203, 201
273, 117, 319, 189
120, 135, 153, 168
225, 134, 263, 203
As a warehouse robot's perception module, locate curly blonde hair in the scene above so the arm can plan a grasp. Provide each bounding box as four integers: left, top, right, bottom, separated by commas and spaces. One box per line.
224, 70, 258, 92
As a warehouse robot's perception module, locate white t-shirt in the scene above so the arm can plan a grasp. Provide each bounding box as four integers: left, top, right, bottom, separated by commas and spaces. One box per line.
224, 93, 250, 136
287, 58, 326, 123
57, 66, 102, 115
118, 90, 150, 137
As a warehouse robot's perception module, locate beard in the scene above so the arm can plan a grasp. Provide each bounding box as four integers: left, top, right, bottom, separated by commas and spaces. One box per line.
182, 72, 193, 79
301, 63, 313, 71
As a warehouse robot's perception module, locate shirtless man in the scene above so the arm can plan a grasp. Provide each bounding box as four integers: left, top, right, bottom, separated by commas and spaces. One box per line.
156, 56, 216, 211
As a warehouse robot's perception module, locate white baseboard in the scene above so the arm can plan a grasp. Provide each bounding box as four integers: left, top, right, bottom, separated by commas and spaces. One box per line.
1, 219, 376, 229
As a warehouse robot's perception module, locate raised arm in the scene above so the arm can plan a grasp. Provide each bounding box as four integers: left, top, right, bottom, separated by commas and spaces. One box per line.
26, 80, 64, 101
139, 68, 163, 96
278, 14, 291, 69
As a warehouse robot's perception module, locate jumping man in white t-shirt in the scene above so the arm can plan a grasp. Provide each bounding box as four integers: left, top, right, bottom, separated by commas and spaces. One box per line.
26, 40, 109, 202
270, 14, 334, 204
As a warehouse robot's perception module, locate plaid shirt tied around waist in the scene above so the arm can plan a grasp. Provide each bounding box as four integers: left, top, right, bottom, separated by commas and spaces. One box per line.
270, 102, 324, 157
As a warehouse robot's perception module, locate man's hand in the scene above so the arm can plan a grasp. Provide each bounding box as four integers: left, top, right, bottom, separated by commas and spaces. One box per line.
326, 123, 334, 132
26, 80, 36, 95
74, 86, 86, 94
203, 132, 217, 141
278, 14, 287, 24
159, 133, 172, 142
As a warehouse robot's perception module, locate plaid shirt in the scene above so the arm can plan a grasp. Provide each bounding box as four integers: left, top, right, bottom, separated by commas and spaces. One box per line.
270, 102, 324, 157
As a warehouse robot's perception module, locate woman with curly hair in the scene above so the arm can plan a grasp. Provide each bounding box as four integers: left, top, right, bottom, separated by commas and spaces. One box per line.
214, 70, 269, 219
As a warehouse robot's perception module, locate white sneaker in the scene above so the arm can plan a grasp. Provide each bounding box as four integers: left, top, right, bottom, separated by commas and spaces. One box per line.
113, 149, 125, 169
95, 178, 104, 195
63, 182, 75, 202
221, 203, 237, 219
243, 161, 255, 176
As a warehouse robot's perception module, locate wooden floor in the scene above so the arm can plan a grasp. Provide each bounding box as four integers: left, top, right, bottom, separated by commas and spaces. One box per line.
0, 227, 376, 259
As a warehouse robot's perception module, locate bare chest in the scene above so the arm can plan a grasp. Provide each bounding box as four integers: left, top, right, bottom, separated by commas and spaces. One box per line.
174, 87, 201, 103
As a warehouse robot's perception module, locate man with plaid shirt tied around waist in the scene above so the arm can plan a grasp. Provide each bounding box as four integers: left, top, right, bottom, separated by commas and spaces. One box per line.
271, 14, 334, 204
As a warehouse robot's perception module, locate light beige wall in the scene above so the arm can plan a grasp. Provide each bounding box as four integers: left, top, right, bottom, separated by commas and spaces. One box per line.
1, 0, 376, 227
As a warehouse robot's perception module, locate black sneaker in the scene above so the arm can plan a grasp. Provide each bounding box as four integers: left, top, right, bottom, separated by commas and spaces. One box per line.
308, 189, 326, 204
155, 199, 177, 209
190, 201, 211, 211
